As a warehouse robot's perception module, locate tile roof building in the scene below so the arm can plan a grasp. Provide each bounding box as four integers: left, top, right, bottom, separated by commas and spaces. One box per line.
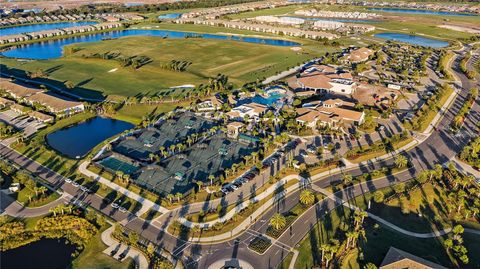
342, 47, 375, 63
380, 247, 449, 269
226, 102, 268, 122
296, 98, 364, 130
289, 64, 356, 96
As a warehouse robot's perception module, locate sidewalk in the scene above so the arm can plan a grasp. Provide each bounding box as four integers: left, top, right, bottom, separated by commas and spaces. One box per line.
78, 161, 169, 216
451, 157, 480, 179
101, 224, 149, 269
174, 175, 302, 242
311, 185, 453, 239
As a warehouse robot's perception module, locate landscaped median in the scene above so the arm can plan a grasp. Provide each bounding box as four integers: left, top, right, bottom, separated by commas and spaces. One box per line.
167, 176, 302, 242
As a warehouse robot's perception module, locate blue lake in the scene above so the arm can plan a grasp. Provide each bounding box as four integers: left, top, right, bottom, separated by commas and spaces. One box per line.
368, 7, 478, 17
158, 13, 183, 19
46, 116, 134, 159
2, 29, 301, 59
374, 33, 449, 48
0, 21, 98, 36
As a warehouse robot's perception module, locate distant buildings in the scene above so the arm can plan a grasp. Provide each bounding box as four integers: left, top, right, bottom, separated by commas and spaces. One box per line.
175, 18, 338, 40
252, 16, 305, 26
196, 96, 224, 112
294, 9, 379, 19
0, 22, 123, 44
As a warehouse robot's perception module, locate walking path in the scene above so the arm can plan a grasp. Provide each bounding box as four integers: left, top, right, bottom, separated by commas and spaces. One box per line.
0, 190, 70, 218
101, 224, 149, 269
311, 185, 454, 239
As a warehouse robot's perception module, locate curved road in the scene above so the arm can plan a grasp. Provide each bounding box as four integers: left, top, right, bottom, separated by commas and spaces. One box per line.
0, 45, 478, 269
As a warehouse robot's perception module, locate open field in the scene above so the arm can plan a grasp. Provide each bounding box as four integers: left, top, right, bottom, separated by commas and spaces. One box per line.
0, 34, 322, 98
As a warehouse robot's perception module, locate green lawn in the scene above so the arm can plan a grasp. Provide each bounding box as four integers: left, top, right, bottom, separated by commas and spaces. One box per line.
112, 102, 190, 124
294, 180, 480, 269
72, 224, 134, 269
1, 35, 316, 99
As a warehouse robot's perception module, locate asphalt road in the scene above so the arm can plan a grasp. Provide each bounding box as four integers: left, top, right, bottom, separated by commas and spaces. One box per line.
0, 46, 478, 269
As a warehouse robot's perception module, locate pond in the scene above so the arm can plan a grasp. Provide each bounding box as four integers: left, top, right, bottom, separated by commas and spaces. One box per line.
374, 33, 449, 48
46, 116, 134, 159
0, 21, 98, 36
1, 238, 76, 269
158, 13, 183, 19
368, 7, 479, 17
2, 29, 302, 60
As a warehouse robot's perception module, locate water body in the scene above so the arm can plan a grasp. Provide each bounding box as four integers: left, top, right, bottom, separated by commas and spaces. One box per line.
0, 239, 76, 269
158, 13, 183, 19
0, 21, 98, 36
2, 29, 302, 60
46, 116, 134, 159
374, 33, 449, 48
368, 7, 479, 17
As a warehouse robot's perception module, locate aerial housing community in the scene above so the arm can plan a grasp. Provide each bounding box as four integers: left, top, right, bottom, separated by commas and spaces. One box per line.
0, 1, 479, 269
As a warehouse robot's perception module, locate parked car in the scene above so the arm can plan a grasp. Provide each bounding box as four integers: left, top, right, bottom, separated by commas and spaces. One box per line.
65, 178, 72, 183
80, 186, 89, 192
119, 207, 127, 213
112, 199, 122, 209
71, 182, 80, 187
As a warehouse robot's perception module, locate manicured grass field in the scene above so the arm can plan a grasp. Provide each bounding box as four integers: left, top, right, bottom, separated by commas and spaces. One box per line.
72, 224, 134, 269
1, 35, 315, 98
111, 102, 190, 124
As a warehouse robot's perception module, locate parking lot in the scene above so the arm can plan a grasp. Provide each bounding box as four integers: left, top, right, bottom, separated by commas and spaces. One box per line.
0, 109, 45, 137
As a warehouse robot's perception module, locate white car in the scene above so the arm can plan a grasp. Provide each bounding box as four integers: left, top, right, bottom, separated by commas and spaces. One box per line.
111, 203, 120, 209
119, 207, 128, 213
72, 182, 80, 187
65, 178, 72, 183
80, 186, 89, 192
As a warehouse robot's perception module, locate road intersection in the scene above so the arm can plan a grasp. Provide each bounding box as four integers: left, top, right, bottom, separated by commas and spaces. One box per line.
0, 44, 479, 269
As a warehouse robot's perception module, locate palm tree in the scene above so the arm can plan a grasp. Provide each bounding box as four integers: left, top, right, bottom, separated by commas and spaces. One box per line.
299, 189, 315, 205
167, 194, 174, 204
123, 174, 130, 184
116, 171, 124, 180
319, 244, 329, 263
395, 155, 408, 168
49, 207, 57, 217
175, 192, 182, 203
346, 231, 357, 249
195, 181, 203, 192
342, 173, 353, 185
38, 186, 48, 197
354, 211, 368, 229
208, 175, 215, 186
270, 213, 286, 230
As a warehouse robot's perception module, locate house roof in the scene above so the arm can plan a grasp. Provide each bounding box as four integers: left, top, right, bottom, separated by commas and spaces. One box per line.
0, 97, 14, 105
26, 92, 83, 112
227, 121, 245, 128
297, 74, 333, 90
0, 79, 43, 98
318, 106, 363, 122
380, 247, 449, 269
346, 47, 374, 62
29, 111, 54, 122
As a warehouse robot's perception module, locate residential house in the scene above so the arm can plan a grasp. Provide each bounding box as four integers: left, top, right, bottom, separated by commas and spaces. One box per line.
380, 247, 449, 269
26, 92, 84, 115
227, 121, 245, 139
10, 103, 28, 114
288, 65, 356, 96
29, 111, 54, 123
296, 98, 364, 131
342, 47, 375, 63
197, 96, 224, 112
0, 97, 14, 108
0, 79, 43, 99
226, 102, 268, 122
